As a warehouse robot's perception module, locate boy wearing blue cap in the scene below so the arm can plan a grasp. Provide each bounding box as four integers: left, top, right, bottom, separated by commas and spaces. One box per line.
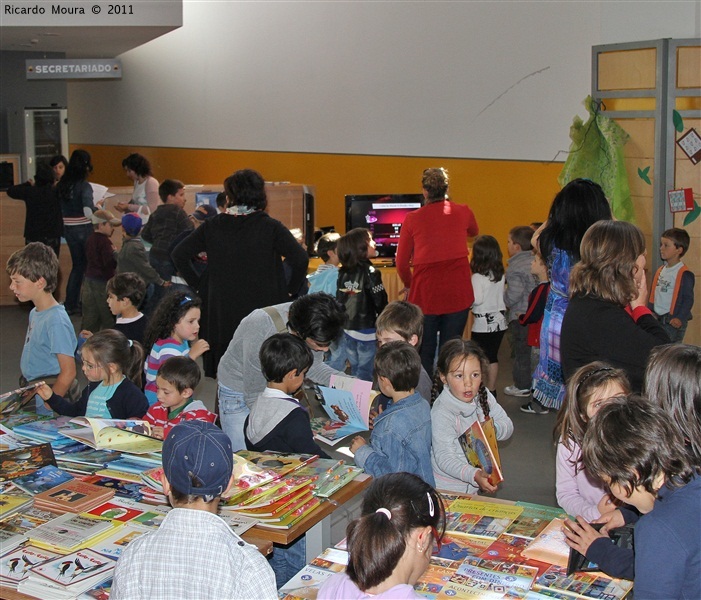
112, 421, 277, 599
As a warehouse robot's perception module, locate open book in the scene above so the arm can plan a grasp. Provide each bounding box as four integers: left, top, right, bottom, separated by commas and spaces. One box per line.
0, 382, 44, 416
311, 375, 375, 445
458, 416, 503, 486
59, 418, 162, 455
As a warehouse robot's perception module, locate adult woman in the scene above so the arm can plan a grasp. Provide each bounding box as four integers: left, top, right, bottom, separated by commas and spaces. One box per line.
396, 168, 479, 376
117, 153, 160, 217
561, 220, 670, 393
526, 179, 612, 413
7, 162, 63, 256
49, 155, 68, 183
318, 473, 444, 600
56, 149, 95, 314
172, 168, 308, 377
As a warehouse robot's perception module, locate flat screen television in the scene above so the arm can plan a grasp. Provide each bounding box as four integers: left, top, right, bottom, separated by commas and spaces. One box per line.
345, 194, 423, 258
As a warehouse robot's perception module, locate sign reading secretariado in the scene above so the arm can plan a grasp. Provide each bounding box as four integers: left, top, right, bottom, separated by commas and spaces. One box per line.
26, 59, 122, 79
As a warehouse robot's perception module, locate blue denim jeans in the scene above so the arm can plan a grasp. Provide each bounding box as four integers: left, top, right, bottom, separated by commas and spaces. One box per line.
324, 333, 349, 372
344, 334, 377, 382
268, 536, 306, 588
63, 223, 93, 312
421, 309, 469, 377
217, 382, 249, 451
659, 313, 687, 343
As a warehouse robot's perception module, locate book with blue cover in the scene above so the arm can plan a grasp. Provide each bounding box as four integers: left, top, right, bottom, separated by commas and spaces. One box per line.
12, 465, 75, 495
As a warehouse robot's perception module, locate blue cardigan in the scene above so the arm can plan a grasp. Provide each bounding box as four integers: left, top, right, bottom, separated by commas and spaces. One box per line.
47, 379, 149, 419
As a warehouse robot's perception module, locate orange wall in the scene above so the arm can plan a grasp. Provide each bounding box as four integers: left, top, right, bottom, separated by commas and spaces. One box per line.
76, 145, 563, 251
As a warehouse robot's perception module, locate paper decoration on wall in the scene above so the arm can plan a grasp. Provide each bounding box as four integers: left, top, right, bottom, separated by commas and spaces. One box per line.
638, 166, 652, 185
684, 200, 700, 227
559, 96, 635, 222
672, 110, 684, 133
668, 188, 694, 212
677, 128, 701, 165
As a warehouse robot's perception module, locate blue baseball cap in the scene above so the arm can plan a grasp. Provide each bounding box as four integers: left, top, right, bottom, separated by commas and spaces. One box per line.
162, 421, 233, 497
121, 212, 143, 236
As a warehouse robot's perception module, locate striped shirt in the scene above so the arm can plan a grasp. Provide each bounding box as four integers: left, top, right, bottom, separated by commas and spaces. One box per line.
143, 400, 217, 437
144, 338, 190, 405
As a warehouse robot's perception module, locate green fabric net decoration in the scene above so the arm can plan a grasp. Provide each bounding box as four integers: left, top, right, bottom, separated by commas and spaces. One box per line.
559, 96, 635, 223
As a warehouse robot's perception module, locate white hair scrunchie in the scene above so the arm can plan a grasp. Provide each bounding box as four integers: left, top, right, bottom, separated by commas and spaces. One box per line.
375, 508, 392, 520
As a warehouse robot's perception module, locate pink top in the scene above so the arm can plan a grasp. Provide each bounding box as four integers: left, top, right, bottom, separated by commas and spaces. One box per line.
396, 200, 478, 315
555, 440, 608, 521
318, 572, 422, 600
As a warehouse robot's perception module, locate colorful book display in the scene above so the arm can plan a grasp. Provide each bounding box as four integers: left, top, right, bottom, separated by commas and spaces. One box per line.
311, 375, 375, 445
458, 417, 504, 486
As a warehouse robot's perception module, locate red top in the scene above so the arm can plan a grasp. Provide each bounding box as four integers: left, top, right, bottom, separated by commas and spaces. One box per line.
396, 200, 479, 314
143, 400, 217, 437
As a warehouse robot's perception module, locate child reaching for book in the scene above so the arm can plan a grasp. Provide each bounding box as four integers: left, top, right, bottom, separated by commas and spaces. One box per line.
351, 342, 434, 485
318, 472, 444, 600
554, 362, 631, 521
143, 356, 216, 439
143, 291, 210, 405
37, 329, 149, 419
430, 339, 513, 494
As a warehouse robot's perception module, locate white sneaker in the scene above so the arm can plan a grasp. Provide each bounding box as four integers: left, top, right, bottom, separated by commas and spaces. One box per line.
504, 385, 531, 397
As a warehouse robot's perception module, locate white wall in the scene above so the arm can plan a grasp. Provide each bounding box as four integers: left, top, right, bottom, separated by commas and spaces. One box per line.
67, 1, 699, 161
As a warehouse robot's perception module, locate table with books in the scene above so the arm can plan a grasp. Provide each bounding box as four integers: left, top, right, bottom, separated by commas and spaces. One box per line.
0, 405, 370, 599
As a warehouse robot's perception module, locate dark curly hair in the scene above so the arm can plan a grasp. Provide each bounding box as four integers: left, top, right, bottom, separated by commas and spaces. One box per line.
224, 169, 267, 211
144, 291, 202, 354
121, 153, 153, 178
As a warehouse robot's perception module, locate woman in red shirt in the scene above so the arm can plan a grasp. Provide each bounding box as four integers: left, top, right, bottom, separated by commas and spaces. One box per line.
396, 168, 479, 376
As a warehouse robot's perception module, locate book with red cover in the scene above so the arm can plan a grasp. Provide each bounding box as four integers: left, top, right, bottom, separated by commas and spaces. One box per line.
33, 479, 115, 513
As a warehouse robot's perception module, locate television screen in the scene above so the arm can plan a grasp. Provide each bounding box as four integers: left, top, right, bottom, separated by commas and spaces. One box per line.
345, 194, 423, 258
195, 191, 220, 208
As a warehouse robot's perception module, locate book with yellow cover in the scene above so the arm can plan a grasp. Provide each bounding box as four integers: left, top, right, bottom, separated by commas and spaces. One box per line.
458, 417, 504, 486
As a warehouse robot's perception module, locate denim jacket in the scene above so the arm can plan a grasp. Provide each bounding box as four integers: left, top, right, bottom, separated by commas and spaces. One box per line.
353, 391, 434, 486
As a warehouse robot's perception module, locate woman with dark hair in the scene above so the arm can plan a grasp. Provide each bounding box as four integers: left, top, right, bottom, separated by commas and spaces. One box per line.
172, 168, 308, 377
561, 220, 670, 392
118, 153, 160, 217
49, 155, 68, 183
396, 168, 479, 377
318, 473, 444, 599
7, 162, 63, 256
56, 149, 95, 314
524, 179, 613, 414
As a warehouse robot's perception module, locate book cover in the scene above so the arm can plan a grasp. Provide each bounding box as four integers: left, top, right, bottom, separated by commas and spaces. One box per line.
230, 484, 313, 517
294, 458, 363, 498
60, 417, 161, 455
0, 382, 44, 416
534, 564, 633, 600
217, 512, 259, 536
414, 562, 458, 598
522, 518, 571, 568
57, 449, 122, 468
89, 525, 146, 559
0, 528, 28, 554
94, 468, 144, 484
12, 416, 76, 443
479, 534, 552, 578
235, 450, 318, 479
256, 495, 321, 529
507, 503, 568, 540
458, 417, 504, 487
0, 492, 33, 518
454, 557, 539, 592
89, 477, 144, 502
0, 424, 30, 451
0, 442, 56, 481
433, 533, 492, 562
0, 506, 61, 535
445, 510, 482, 535
87, 501, 147, 523
313, 375, 374, 444
28, 513, 121, 553
11, 464, 75, 495
30, 548, 115, 587
34, 479, 115, 514
278, 564, 336, 598
254, 490, 316, 524
0, 545, 60, 587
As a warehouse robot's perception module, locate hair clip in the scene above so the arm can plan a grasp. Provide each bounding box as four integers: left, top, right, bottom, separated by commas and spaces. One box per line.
375, 508, 392, 520
180, 296, 192, 306
128, 339, 133, 348
426, 492, 435, 517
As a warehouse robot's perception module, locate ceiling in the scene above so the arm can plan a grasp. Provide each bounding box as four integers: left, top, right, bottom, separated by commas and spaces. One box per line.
0, 25, 179, 58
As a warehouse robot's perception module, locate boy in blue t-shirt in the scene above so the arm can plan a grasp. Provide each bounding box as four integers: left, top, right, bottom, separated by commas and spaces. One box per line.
7, 242, 78, 412
351, 341, 434, 486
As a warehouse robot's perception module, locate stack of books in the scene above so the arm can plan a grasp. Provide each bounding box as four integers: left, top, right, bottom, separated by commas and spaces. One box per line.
0, 491, 34, 519
0, 528, 28, 555
0, 545, 60, 589
33, 479, 115, 513
11, 465, 75, 495
28, 512, 122, 554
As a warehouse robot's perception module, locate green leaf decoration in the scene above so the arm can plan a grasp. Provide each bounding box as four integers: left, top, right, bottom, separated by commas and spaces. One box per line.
683, 200, 700, 226
637, 166, 652, 185
673, 110, 684, 133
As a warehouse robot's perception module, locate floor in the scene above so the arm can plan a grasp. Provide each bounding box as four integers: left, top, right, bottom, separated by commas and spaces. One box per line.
0, 303, 557, 508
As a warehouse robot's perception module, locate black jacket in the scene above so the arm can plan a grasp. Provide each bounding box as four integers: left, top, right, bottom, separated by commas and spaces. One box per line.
336, 261, 388, 331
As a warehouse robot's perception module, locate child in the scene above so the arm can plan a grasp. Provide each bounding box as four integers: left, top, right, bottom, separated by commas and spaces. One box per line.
318, 473, 444, 600
245, 333, 329, 458
106, 273, 148, 344
375, 300, 432, 402
335, 227, 388, 381
648, 227, 695, 342
111, 421, 277, 599
470, 235, 508, 397
351, 341, 434, 485
564, 395, 700, 598
144, 356, 216, 439
554, 362, 631, 521
519, 253, 550, 414
143, 291, 210, 405
37, 329, 148, 419
503, 226, 536, 398
141, 179, 193, 281
431, 339, 513, 494
7, 242, 79, 412
117, 212, 169, 295
307, 232, 341, 295
81, 209, 121, 334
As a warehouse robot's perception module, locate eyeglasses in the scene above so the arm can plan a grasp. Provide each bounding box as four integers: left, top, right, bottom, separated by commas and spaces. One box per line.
82, 361, 101, 371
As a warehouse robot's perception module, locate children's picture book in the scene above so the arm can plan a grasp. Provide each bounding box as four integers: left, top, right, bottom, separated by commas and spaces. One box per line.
256, 494, 321, 530
312, 375, 375, 445
534, 564, 633, 600
521, 518, 571, 568
458, 417, 504, 487
0, 423, 29, 451
446, 499, 523, 539
87, 500, 148, 523
0, 442, 57, 481
23, 548, 115, 596
88, 477, 145, 502
507, 502, 568, 540
217, 512, 260, 536
89, 525, 146, 560
229, 483, 314, 517
0, 544, 60, 588
55, 449, 122, 469
0, 505, 62, 535
11, 416, 77, 443
414, 562, 458, 599
0, 491, 33, 519
0, 382, 44, 416
0, 527, 28, 554
479, 534, 552, 578
278, 563, 337, 598
11, 464, 75, 495
293, 458, 364, 498
59, 417, 162, 455
33, 479, 115, 514
432, 533, 492, 562
231, 452, 278, 490
454, 557, 539, 593
28, 512, 122, 553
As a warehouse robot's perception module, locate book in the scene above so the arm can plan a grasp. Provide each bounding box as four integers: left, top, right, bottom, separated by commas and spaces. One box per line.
11, 464, 75, 495
0, 527, 28, 554
0, 505, 62, 535
311, 375, 374, 444
0, 491, 33, 518
12, 416, 77, 443
293, 458, 364, 498
534, 564, 633, 600
229, 484, 314, 517
59, 417, 162, 455
414, 562, 459, 598
256, 494, 322, 529
479, 534, 552, 578
0, 382, 44, 416
0, 544, 60, 589
87, 500, 151, 523
254, 489, 316, 524
88, 524, 146, 559
446, 499, 523, 539
33, 479, 115, 514
0, 423, 29, 451
217, 512, 260, 536
93, 467, 145, 484
566, 524, 634, 576
453, 557, 539, 593
88, 477, 145, 502
0, 442, 57, 481
458, 417, 504, 487
507, 502, 568, 540
521, 518, 571, 567
28, 512, 122, 553
55, 449, 122, 469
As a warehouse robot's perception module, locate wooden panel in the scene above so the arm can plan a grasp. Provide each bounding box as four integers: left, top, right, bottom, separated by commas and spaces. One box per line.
677, 46, 701, 88
598, 48, 657, 91
614, 119, 655, 160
